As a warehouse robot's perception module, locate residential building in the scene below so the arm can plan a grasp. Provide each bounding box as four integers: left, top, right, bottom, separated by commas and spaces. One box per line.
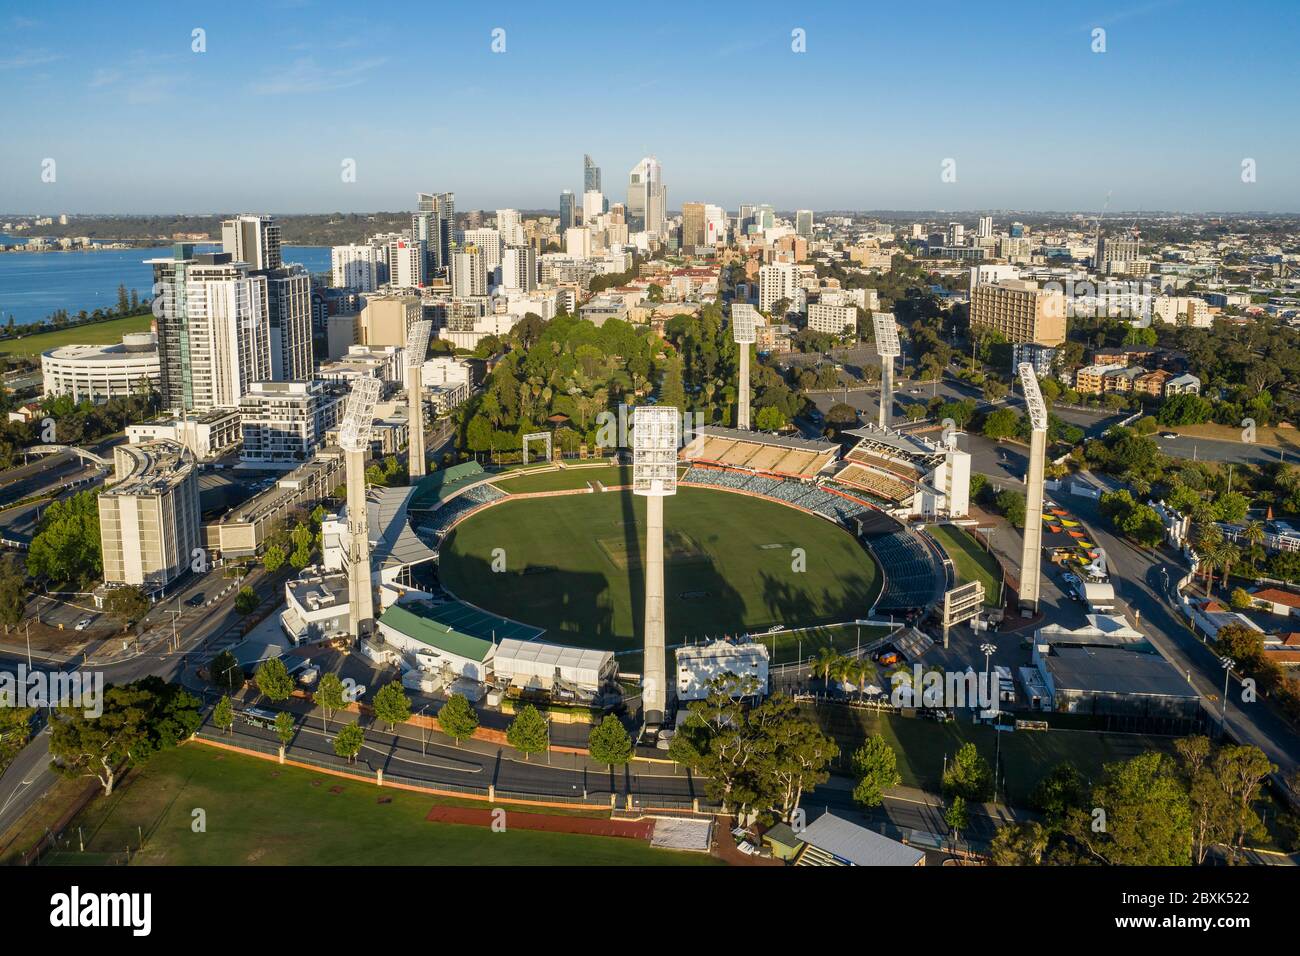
759, 262, 799, 314
969, 279, 1066, 346
331, 244, 380, 292
807, 302, 856, 336
220, 214, 281, 271
239, 380, 346, 464
264, 265, 312, 381
501, 245, 537, 292
451, 245, 488, 298
796, 209, 814, 239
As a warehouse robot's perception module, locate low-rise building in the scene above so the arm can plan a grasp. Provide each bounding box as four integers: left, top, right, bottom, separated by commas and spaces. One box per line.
675, 640, 770, 700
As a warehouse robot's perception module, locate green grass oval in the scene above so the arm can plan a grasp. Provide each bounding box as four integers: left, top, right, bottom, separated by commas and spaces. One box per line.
438, 486, 881, 654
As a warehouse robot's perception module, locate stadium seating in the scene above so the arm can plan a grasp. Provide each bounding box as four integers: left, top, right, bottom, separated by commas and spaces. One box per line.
859, 517, 942, 612
425, 483, 508, 540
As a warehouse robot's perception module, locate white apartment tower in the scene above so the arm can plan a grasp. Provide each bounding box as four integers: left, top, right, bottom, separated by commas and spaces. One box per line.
332, 244, 380, 292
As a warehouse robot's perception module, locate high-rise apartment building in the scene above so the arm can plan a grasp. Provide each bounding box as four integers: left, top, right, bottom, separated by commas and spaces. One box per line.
462, 228, 503, 272
148, 245, 271, 412
495, 208, 524, 246
977, 216, 994, 238
239, 380, 345, 464
387, 237, 426, 288
451, 245, 487, 298
807, 303, 856, 335
1095, 234, 1142, 273
501, 246, 537, 292
969, 279, 1067, 346
221, 214, 282, 271
265, 264, 313, 381
759, 262, 799, 314
331, 244, 380, 292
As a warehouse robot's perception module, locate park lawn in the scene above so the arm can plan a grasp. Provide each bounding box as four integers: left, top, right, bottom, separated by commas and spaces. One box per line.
440, 486, 881, 654
802, 704, 1180, 807
928, 524, 1002, 607
0, 313, 153, 356
43, 745, 719, 867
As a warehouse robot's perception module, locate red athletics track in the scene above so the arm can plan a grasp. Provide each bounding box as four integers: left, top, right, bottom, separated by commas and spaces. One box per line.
426, 806, 654, 840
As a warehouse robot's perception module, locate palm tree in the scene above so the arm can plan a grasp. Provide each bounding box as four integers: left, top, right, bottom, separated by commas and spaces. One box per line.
1243, 521, 1266, 571
1195, 524, 1223, 593
850, 658, 872, 702
813, 646, 841, 685
1217, 542, 1242, 594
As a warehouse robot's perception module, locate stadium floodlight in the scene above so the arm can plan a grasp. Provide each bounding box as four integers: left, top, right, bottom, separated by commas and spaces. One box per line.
404, 320, 432, 478
873, 312, 900, 429
633, 405, 679, 728
1016, 362, 1048, 613
872, 312, 901, 357
732, 305, 757, 430
1017, 362, 1048, 433
339, 376, 382, 640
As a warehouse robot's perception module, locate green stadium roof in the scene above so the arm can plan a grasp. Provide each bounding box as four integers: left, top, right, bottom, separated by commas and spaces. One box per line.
377, 603, 495, 662
409, 461, 486, 511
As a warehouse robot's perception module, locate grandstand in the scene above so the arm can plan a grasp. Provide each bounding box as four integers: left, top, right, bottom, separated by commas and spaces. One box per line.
416, 482, 508, 542
831, 424, 971, 520
854, 510, 943, 612
681, 465, 873, 526
682, 425, 839, 479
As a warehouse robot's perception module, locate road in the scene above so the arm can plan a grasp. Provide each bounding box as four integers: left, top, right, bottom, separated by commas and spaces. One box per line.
1153, 432, 1295, 465
1066, 475, 1300, 777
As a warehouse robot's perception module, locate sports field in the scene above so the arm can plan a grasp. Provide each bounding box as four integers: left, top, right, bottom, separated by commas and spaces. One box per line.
43, 745, 717, 866
0, 313, 153, 356
927, 524, 1003, 607
439, 486, 881, 653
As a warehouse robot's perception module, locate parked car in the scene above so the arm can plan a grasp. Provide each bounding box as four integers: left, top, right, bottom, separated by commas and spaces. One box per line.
1161, 432, 1177, 439
74, 619, 90, 631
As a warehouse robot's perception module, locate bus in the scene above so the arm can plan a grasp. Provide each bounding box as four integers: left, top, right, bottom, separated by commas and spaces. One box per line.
243, 707, 279, 730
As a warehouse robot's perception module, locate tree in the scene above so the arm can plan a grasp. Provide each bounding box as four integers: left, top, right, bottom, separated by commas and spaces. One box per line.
0, 554, 26, 629
209, 650, 244, 694
989, 821, 1048, 865
981, 407, 1021, 441
943, 741, 993, 802
1229, 587, 1254, 612
333, 722, 364, 763
1031, 762, 1086, 826
944, 795, 969, 849
235, 586, 259, 615
0, 706, 36, 773
372, 681, 411, 731
436, 693, 479, 745
587, 715, 633, 769
274, 710, 295, 748
1214, 744, 1275, 858
263, 545, 286, 573
850, 734, 901, 809
315, 672, 346, 731
104, 585, 150, 632
213, 695, 234, 735
26, 490, 102, 587
761, 695, 838, 823
48, 679, 200, 796
754, 404, 786, 431
994, 489, 1027, 529
1061, 751, 1192, 866
254, 657, 294, 703
506, 704, 549, 761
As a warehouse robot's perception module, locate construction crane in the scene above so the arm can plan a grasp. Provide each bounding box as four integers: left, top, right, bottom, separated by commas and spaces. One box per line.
403, 320, 432, 478
338, 376, 382, 640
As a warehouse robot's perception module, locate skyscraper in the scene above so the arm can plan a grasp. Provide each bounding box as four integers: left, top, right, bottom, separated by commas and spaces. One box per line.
148, 245, 271, 413
583, 154, 601, 194
265, 264, 312, 381
414, 191, 455, 279
559, 190, 576, 234
451, 245, 487, 298
681, 202, 707, 250
796, 209, 814, 239
627, 156, 666, 237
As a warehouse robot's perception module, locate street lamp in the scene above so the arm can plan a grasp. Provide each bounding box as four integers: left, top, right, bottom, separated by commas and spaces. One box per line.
980, 643, 997, 711
1219, 656, 1233, 738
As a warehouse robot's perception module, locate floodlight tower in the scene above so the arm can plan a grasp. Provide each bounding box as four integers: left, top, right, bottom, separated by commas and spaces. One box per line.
404, 320, 432, 479
873, 312, 900, 429
1017, 362, 1049, 613
632, 405, 679, 727
731, 305, 757, 430
338, 376, 382, 640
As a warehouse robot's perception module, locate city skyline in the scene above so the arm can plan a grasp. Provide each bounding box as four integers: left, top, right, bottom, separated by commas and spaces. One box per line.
1, 1, 1298, 214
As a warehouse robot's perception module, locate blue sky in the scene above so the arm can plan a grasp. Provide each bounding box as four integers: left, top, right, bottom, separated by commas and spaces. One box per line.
1, 0, 1297, 214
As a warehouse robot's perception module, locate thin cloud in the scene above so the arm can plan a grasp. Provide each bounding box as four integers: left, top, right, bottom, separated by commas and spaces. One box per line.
249, 56, 387, 95
0, 48, 63, 70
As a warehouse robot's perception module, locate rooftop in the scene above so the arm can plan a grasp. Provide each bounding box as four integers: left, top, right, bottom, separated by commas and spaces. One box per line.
1044, 645, 1197, 699
798, 811, 925, 866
